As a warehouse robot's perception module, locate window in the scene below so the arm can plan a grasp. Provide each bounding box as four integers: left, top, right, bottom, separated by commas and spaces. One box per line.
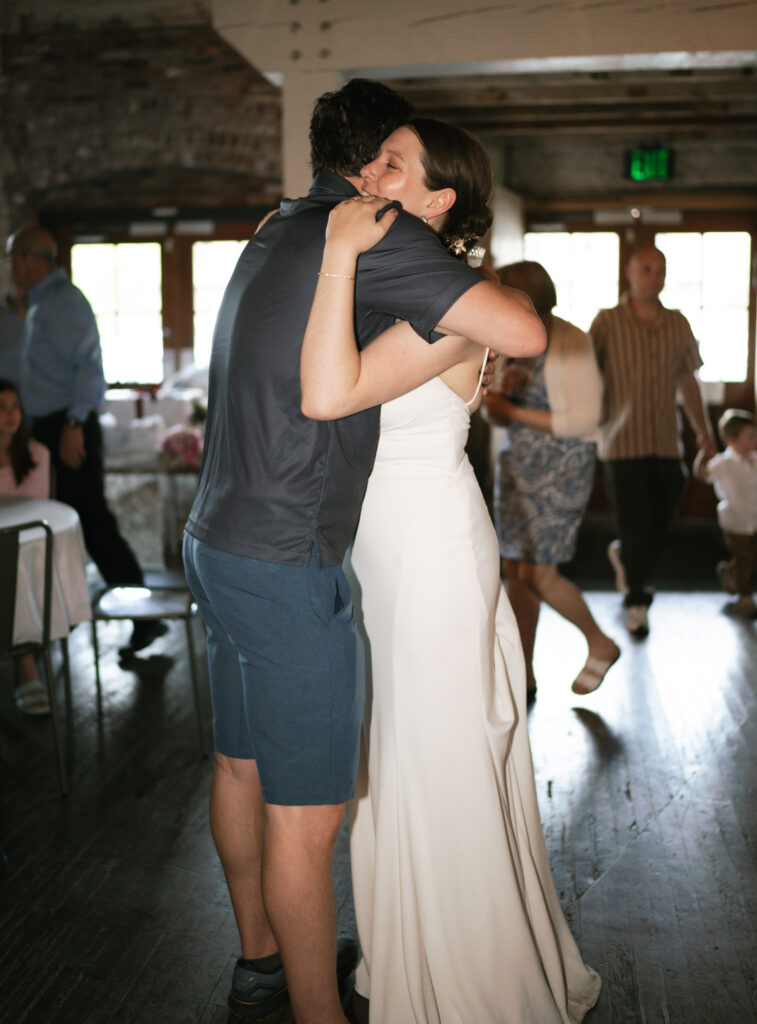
655, 232, 751, 383
192, 240, 249, 367
71, 242, 163, 385
523, 232, 620, 332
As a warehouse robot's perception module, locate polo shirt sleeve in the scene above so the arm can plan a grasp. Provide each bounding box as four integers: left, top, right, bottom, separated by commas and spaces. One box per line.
588, 310, 609, 369
675, 312, 703, 377
354, 213, 482, 344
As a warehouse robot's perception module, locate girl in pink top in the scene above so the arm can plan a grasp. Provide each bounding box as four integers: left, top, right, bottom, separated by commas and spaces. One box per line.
0, 378, 52, 713
0, 379, 50, 499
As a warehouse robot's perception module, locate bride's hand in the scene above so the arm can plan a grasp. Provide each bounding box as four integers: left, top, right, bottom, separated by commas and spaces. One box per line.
324, 195, 399, 258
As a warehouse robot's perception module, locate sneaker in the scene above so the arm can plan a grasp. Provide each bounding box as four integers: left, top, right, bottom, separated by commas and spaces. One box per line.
716, 561, 738, 595
228, 955, 288, 1022
625, 604, 649, 638
607, 540, 628, 595
736, 595, 757, 616
227, 937, 358, 1022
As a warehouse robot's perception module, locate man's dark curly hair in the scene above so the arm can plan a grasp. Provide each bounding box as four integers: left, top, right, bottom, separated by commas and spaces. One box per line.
309, 78, 415, 178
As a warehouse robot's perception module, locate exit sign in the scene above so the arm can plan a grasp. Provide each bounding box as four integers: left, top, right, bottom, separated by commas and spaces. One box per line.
626, 147, 674, 182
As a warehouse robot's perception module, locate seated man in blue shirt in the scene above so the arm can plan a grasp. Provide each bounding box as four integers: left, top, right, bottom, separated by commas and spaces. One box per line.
184, 79, 544, 1024
9, 226, 164, 652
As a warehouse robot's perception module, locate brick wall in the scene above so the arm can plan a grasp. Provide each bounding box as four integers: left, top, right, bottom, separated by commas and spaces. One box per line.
0, 14, 282, 293
1, 0, 207, 32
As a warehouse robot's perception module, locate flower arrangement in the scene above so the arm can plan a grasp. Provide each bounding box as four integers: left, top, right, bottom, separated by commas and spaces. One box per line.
161, 425, 203, 469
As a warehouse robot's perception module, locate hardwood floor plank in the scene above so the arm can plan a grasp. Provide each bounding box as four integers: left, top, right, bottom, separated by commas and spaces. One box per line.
2, 580, 756, 1024
529, 592, 757, 1024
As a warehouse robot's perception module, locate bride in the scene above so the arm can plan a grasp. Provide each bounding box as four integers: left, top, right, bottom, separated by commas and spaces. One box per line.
301, 117, 601, 1024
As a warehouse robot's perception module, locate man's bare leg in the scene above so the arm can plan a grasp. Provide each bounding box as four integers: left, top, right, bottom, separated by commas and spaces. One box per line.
211, 755, 349, 1022
210, 752, 278, 958
263, 802, 349, 1024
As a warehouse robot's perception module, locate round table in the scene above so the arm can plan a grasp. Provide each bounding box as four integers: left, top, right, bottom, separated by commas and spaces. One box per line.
0, 496, 92, 645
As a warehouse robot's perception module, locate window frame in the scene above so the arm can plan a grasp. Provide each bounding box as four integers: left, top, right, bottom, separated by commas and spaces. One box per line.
523, 210, 757, 411
522, 209, 757, 522
57, 209, 757, 409
58, 220, 260, 387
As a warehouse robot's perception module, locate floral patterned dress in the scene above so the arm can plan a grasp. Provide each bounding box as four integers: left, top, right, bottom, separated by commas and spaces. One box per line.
494, 350, 596, 565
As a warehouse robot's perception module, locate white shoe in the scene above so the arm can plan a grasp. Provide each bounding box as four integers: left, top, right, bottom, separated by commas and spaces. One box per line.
607, 540, 628, 595
625, 604, 649, 638
14, 679, 51, 716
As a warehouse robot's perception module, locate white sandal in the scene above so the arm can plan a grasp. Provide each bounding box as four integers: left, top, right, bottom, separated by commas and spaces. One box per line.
14, 679, 52, 716
571, 651, 620, 696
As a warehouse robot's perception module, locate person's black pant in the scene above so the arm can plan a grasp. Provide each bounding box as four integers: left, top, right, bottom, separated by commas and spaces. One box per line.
602, 456, 686, 607
33, 409, 144, 586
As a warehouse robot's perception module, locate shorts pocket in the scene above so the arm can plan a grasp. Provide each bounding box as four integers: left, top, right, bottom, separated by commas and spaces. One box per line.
309, 566, 354, 627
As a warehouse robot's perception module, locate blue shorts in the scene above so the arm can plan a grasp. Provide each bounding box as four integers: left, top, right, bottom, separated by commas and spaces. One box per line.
182, 533, 363, 806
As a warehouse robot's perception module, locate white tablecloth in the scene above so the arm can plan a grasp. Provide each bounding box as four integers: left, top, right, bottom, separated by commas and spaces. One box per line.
0, 497, 92, 645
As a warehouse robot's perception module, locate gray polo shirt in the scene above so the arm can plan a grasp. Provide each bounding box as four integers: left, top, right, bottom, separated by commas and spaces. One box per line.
186, 170, 482, 567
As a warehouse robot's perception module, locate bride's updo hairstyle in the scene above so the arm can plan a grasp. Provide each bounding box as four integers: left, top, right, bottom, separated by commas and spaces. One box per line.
408, 117, 493, 260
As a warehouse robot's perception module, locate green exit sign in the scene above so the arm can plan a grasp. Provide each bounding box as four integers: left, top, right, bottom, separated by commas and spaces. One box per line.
626, 147, 674, 182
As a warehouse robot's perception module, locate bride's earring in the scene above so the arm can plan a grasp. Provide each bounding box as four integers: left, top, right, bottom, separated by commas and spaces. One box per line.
421, 215, 428, 224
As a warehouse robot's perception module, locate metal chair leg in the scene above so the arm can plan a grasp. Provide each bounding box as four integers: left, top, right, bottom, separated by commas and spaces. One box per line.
91, 620, 103, 715
60, 636, 73, 717
41, 645, 68, 796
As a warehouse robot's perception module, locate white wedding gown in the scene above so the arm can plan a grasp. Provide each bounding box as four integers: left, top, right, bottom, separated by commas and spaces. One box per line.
347, 366, 601, 1024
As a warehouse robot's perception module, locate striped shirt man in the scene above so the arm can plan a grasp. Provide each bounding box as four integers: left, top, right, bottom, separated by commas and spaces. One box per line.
591, 294, 702, 461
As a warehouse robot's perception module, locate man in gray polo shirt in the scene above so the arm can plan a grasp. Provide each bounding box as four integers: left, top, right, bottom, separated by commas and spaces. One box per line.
184, 79, 544, 1024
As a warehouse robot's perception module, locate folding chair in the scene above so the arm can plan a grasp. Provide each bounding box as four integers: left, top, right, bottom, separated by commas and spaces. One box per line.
90, 583, 208, 754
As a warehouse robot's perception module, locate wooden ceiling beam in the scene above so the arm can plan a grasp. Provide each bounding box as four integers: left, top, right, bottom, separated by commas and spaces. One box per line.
422, 111, 757, 137
390, 68, 757, 104
390, 66, 757, 143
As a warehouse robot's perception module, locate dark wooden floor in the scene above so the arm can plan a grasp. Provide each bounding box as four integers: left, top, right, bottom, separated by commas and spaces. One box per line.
1, 530, 756, 1024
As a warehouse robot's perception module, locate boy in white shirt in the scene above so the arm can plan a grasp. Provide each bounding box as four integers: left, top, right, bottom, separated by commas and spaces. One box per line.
695, 408, 757, 615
